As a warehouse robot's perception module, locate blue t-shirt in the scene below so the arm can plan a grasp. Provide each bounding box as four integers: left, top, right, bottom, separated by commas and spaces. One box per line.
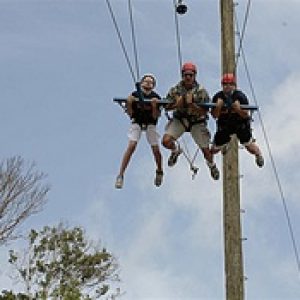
212, 89, 249, 124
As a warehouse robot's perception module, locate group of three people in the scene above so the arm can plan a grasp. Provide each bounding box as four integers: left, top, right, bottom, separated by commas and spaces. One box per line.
115, 62, 264, 189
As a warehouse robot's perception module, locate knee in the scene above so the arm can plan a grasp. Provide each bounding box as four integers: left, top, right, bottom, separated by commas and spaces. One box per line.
162, 134, 173, 149
245, 142, 258, 155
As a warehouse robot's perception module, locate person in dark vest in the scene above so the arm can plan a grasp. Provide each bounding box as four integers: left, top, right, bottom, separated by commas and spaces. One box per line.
162, 62, 220, 180
211, 73, 264, 167
115, 74, 163, 189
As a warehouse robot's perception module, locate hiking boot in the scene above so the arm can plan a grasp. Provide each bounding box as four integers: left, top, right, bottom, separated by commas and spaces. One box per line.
255, 155, 264, 168
115, 175, 124, 189
168, 147, 182, 167
154, 170, 163, 187
209, 164, 220, 180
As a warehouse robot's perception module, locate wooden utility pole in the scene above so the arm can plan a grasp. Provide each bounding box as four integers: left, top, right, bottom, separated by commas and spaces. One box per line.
220, 0, 244, 299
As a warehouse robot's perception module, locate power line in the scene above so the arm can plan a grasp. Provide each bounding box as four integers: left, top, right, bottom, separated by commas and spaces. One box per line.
241, 45, 300, 276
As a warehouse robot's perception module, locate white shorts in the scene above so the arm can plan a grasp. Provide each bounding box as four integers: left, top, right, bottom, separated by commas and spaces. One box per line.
165, 118, 211, 148
128, 123, 160, 146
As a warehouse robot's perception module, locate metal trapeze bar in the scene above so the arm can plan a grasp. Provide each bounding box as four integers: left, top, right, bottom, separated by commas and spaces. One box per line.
201, 102, 258, 110
113, 98, 258, 110
113, 98, 171, 105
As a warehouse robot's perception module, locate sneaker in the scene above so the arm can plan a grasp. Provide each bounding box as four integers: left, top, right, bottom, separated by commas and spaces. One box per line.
168, 147, 182, 167
209, 164, 220, 180
115, 175, 124, 189
154, 170, 163, 187
255, 155, 264, 168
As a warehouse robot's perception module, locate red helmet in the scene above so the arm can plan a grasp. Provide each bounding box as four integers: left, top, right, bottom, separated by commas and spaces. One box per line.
182, 62, 197, 74
221, 73, 236, 84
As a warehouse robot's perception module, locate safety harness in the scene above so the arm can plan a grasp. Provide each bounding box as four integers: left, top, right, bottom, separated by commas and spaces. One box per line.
172, 110, 208, 132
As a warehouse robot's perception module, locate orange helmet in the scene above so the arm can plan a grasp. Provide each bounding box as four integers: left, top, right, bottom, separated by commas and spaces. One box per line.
221, 73, 236, 84
182, 62, 197, 74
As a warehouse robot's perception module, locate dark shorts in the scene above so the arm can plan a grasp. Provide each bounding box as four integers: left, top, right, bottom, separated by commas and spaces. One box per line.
213, 121, 252, 146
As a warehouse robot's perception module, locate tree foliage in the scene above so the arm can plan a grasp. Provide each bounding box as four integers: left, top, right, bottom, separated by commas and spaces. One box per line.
0, 156, 49, 245
4, 224, 120, 299
0, 290, 29, 300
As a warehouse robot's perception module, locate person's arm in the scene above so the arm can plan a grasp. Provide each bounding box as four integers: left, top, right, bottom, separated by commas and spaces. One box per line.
150, 97, 160, 119
188, 87, 213, 117
231, 100, 249, 119
231, 91, 250, 119
126, 94, 136, 117
165, 87, 183, 110
211, 98, 224, 119
186, 91, 205, 116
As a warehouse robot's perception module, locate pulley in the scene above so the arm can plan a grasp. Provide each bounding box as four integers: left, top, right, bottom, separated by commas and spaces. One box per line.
176, 0, 188, 15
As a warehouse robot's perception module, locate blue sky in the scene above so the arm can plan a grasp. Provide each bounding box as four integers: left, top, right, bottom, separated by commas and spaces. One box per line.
0, 0, 300, 299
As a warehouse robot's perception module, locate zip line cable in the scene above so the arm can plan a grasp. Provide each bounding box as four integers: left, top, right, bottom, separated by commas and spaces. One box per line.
240, 45, 300, 276
128, 0, 140, 80
234, 3, 300, 277
105, 0, 137, 83
235, 0, 251, 69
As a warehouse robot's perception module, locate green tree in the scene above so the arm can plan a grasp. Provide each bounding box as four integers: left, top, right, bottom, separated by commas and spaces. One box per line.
0, 290, 29, 299
5, 224, 121, 299
0, 156, 49, 245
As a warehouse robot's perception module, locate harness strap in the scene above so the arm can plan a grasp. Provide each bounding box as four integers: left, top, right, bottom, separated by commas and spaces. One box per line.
173, 112, 207, 132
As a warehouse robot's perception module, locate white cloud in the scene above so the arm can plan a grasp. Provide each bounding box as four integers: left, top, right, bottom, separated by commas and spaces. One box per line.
263, 73, 300, 157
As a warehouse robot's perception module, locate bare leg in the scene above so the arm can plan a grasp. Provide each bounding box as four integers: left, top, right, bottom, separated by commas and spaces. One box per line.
162, 133, 183, 167
152, 144, 164, 187
245, 142, 261, 156
202, 147, 220, 180
162, 133, 177, 151
118, 141, 137, 177
245, 141, 264, 167
202, 147, 213, 163
151, 145, 163, 172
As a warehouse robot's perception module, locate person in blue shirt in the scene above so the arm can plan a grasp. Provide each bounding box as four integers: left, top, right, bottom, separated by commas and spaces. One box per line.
211, 73, 264, 167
